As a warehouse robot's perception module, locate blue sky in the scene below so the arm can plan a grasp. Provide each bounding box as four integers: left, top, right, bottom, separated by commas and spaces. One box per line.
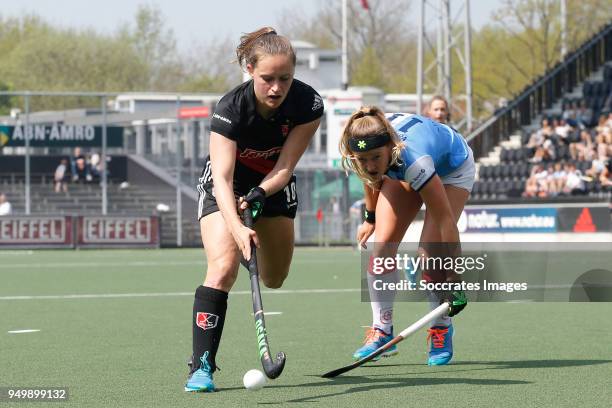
1, 0, 503, 52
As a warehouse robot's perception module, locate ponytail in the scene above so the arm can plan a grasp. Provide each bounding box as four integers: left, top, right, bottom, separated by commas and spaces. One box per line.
236, 27, 296, 70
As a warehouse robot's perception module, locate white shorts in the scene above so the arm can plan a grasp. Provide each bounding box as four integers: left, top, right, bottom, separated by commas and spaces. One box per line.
440, 146, 475, 193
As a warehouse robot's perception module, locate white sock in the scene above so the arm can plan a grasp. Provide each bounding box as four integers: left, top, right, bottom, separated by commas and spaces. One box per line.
367, 270, 398, 334
427, 291, 452, 327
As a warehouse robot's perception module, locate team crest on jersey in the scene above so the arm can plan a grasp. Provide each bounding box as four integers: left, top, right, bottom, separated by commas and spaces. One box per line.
196, 312, 219, 331
312, 94, 323, 111
281, 124, 289, 137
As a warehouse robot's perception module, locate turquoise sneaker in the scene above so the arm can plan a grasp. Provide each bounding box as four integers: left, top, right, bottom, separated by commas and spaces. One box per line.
427, 325, 453, 366
352, 327, 398, 361
185, 351, 215, 392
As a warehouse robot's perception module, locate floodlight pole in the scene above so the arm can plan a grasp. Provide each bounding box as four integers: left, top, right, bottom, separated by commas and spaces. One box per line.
24, 93, 31, 215
175, 96, 183, 247
101, 95, 108, 215
560, 0, 567, 59
341, 0, 349, 90
464, 0, 473, 131
417, 0, 424, 114
417, 0, 473, 133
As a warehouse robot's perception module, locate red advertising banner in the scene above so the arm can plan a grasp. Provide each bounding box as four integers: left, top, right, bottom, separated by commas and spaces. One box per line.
76, 216, 159, 248
178, 106, 210, 119
0, 216, 73, 248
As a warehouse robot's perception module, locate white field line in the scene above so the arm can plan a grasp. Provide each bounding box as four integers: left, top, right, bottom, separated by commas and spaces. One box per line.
253, 312, 283, 316
0, 288, 361, 301
0, 258, 351, 269
8, 329, 40, 334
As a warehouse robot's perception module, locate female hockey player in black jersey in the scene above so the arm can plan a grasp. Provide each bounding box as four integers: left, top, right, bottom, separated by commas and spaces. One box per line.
186, 27, 323, 392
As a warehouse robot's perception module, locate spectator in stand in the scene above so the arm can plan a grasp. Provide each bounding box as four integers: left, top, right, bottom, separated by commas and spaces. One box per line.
554, 118, 573, 144
54, 159, 69, 193
569, 130, 593, 161
523, 165, 546, 197
563, 163, 586, 195
70, 147, 92, 182
551, 162, 567, 194
76, 158, 91, 182
600, 159, 611, 188
70, 147, 85, 181
89, 152, 102, 180
585, 133, 609, 179
605, 112, 612, 131
0, 192, 11, 216
544, 164, 559, 196
535, 165, 551, 197
526, 129, 545, 149
576, 100, 593, 128
562, 101, 578, 127
426, 95, 450, 124
595, 114, 608, 136
526, 118, 554, 155
539, 118, 555, 138
523, 175, 539, 197
531, 138, 555, 163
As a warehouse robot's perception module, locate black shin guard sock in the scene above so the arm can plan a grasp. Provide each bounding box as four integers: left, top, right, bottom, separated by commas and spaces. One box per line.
192, 285, 228, 372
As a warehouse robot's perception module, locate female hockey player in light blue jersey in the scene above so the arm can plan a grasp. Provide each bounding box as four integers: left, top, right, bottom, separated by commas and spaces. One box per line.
339, 106, 474, 366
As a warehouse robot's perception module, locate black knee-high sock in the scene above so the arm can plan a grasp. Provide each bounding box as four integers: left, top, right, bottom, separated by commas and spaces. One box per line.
192, 285, 228, 372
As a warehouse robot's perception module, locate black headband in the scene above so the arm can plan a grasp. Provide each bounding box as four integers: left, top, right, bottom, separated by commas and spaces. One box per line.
348, 133, 391, 152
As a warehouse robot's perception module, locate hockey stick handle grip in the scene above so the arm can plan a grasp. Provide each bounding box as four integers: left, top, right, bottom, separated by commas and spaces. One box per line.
242, 209, 258, 276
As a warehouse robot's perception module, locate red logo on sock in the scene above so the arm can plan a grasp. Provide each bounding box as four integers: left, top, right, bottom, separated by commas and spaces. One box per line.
573, 208, 596, 232
196, 313, 219, 331
380, 308, 393, 324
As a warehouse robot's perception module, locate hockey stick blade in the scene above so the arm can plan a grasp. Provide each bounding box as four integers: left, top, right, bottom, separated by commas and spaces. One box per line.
322, 302, 450, 378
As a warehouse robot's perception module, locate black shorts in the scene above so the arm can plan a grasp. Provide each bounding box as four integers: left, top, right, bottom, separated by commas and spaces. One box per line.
196, 162, 298, 221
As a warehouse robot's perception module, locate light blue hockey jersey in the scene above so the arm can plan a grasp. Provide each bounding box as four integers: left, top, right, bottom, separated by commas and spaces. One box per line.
385, 113, 469, 191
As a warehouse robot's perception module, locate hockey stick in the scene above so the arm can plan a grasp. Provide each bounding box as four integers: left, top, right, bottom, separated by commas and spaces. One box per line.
321, 302, 450, 378
242, 210, 286, 379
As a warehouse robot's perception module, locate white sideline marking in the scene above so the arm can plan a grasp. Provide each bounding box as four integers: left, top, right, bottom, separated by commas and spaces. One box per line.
8, 329, 40, 334
253, 312, 283, 316
0, 261, 203, 269
0, 251, 34, 256
0, 259, 348, 269
0, 288, 361, 301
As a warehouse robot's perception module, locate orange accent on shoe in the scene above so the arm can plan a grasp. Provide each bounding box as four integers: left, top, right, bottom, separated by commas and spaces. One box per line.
427, 327, 449, 349
363, 327, 386, 344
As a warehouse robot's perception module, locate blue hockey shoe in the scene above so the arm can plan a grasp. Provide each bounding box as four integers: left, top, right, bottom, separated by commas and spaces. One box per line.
427, 325, 453, 366
352, 327, 398, 361
185, 351, 215, 392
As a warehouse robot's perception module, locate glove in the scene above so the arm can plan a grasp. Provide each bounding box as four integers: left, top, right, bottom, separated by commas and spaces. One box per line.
436, 289, 467, 317
244, 186, 266, 222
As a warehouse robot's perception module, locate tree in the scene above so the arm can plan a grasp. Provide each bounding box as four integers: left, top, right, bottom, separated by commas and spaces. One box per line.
118, 4, 184, 91
180, 37, 241, 93
277, 0, 415, 91
0, 81, 13, 115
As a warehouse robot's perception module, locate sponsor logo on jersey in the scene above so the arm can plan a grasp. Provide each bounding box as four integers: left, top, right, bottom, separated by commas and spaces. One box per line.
239, 147, 283, 160
411, 168, 427, 184
196, 312, 219, 331
212, 113, 232, 125
312, 94, 323, 111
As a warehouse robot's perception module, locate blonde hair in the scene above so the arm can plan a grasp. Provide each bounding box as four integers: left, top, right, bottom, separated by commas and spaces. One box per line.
339, 106, 404, 187
236, 27, 296, 70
